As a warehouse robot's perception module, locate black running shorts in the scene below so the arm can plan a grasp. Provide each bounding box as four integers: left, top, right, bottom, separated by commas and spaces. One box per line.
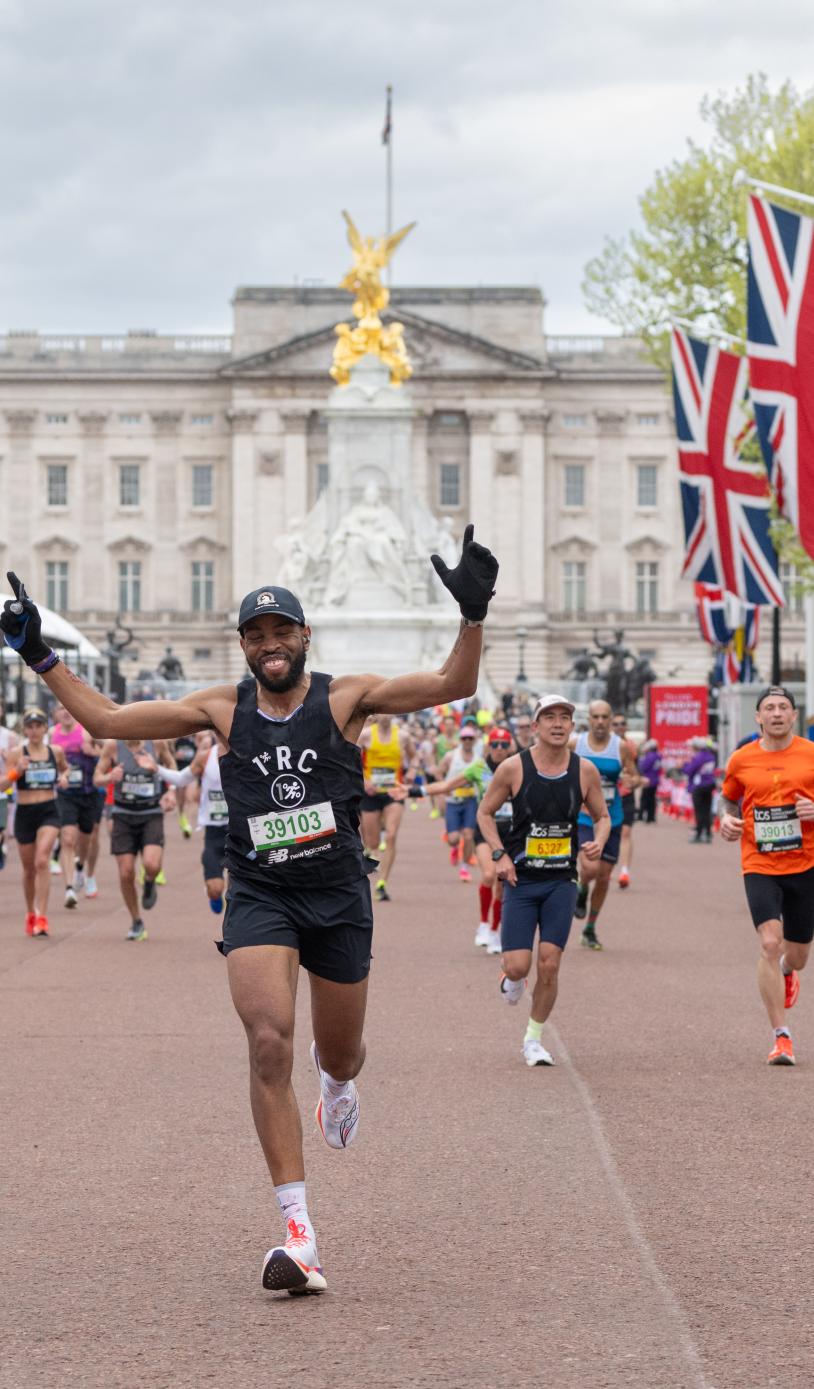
57, 791, 97, 835
201, 825, 227, 881
744, 866, 814, 943
110, 813, 165, 857
14, 800, 61, 844
360, 791, 399, 813
501, 876, 579, 953
621, 792, 636, 828
217, 875, 374, 983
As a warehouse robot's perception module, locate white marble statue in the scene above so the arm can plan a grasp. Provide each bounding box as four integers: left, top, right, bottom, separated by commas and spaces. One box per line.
324, 481, 412, 606
274, 496, 328, 602
411, 503, 459, 603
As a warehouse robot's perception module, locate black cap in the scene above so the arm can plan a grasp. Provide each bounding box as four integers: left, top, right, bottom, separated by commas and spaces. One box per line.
237, 586, 306, 632
756, 684, 797, 710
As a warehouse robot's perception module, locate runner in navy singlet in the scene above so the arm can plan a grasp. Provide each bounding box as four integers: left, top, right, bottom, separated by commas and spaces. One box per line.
2, 525, 498, 1297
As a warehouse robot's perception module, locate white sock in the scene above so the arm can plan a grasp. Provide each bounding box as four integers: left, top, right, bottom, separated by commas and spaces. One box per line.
320, 1067, 352, 1102
275, 1182, 315, 1245
774, 1027, 791, 1039
779, 955, 792, 977
620, 864, 628, 875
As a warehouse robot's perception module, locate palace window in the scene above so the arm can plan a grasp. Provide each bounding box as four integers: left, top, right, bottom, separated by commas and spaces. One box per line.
192, 463, 213, 508
191, 560, 214, 613
635, 560, 659, 614
563, 560, 586, 613
118, 561, 141, 613
563, 413, 589, 428
636, 464, 658, 508
118, 463, 140, 508
45, 561, 69, 610
429, 411, 468, 511
780, 561, 805, 616
45, 412, 69, 425
563, 464, 585, 508
47, 463, 68, 507
636, 413, 659, 426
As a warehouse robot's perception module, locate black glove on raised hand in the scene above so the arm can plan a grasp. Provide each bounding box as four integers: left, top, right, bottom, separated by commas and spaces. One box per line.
430, 524, 499, 622
1, 572, 56, 669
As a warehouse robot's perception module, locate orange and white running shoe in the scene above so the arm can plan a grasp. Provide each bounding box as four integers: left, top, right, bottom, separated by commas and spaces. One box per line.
500, 973, 527, 1006
25, 912, 36, 936
618, 869, 630, 889
32, 916, 49, 937
311, 1042, 360, 1149
784, 970, 800, 1010
262, 1219, 327, 1295
768, 1034, 795, 1066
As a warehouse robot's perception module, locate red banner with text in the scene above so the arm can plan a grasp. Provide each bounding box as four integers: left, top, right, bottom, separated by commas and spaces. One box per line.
648, 684, 709, 768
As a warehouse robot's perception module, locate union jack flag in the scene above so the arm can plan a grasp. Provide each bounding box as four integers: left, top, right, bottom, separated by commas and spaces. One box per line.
696, 582, 761, 683
694, 582, 735, 645
673, 326, 784, 606
747, 193, 814, 560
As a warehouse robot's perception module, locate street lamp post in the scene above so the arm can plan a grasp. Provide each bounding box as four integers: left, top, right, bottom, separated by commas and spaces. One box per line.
515, 626, 528, 686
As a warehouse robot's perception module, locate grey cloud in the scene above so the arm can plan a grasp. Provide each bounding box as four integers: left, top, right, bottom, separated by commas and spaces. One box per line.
0, 0, 811, 334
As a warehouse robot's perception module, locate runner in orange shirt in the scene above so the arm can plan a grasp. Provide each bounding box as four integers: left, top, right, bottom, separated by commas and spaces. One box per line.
720, 685, 814, 1066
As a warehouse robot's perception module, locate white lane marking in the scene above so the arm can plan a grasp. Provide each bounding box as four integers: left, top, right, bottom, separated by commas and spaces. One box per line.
550, 1024, 713, 1389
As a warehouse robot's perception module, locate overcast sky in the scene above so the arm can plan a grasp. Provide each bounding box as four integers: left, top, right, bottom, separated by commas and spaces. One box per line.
0, 0, 812, 338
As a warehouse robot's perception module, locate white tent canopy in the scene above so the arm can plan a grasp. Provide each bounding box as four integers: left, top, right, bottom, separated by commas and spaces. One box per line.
0, 591, 102, 659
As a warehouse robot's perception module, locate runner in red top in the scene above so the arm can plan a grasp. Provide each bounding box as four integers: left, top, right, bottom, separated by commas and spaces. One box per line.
720, 686, 814, 1065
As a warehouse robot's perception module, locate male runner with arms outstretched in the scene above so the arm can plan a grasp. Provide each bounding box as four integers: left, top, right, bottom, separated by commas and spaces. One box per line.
1, 526, 498, 1295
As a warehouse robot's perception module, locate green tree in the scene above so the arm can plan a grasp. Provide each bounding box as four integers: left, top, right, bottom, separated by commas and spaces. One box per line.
583, 74, 814, 368
583, 73, 814, 589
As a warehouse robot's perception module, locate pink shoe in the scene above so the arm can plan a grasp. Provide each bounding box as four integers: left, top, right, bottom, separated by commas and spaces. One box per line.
459, 866, 471, 882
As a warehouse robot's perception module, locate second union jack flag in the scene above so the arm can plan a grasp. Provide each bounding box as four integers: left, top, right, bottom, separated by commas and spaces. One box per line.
747, 193, 814, 560
672, 326, 784, 606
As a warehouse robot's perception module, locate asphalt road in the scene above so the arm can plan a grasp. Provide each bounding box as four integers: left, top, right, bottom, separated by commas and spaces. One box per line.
2, 805, 813, 1389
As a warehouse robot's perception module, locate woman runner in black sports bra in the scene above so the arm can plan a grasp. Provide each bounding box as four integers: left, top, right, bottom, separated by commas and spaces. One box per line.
0, 706, 68, 937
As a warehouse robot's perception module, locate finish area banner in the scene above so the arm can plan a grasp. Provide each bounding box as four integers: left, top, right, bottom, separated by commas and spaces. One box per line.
648, 684, 709, 767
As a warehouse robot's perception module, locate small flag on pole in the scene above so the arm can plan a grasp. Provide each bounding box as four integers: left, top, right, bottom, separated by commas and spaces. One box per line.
382, 85, 392, 146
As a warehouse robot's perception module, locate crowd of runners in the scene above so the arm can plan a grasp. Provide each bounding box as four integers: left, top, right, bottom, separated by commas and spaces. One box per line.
3, 531, 814, 1297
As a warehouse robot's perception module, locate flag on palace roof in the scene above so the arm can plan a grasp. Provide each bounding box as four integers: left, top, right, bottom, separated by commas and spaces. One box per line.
747, 193, 814, 562
673, 326, 784, 607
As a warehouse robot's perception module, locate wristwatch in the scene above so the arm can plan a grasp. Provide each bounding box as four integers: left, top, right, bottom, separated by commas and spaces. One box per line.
491, 848, 506, 862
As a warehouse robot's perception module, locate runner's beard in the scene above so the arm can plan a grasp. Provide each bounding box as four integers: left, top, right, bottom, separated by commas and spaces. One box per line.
249, 644, 307, 694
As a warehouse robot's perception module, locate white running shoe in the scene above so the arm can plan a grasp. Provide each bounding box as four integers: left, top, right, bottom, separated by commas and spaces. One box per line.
64, 887, 78, 910
310, 1041, 360, 1149
523, 1038, 555, 1067
499, 973, 527, 1006
474, 921, 492, 948
262, 1219, 327, 1295
49, 858, 62, 876
73, 866, 85, 892
486, 932, 502, 955
84, 876, 98, 899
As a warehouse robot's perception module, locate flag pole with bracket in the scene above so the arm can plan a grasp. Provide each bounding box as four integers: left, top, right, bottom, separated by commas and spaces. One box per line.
382, 84, 393, 286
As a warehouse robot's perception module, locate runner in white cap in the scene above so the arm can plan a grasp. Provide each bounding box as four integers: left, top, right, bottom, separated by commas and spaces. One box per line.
478, 694, 609, 1065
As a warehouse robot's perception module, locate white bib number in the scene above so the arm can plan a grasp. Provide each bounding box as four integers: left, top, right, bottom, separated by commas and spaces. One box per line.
67, 767, 84, 787
754, 804, 803, 854
247, 800, 336, 852
122, 777, 156, 798
371, 767, 397, 789
600, 776, 617, 804
524, 821, 572, 869
26, 765, 56, 787
207, 789, 228, 823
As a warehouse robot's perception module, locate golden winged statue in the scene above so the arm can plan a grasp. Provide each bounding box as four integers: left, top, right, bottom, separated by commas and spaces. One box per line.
331, 211, 416, 387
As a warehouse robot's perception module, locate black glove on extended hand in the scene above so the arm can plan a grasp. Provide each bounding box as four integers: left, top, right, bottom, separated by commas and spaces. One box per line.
430, 524, 499, 622
1, 572, 54, 668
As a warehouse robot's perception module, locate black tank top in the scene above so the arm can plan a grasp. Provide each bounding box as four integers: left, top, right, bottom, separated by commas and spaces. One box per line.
220, 672, 372, 891
503, 748, 582, 881
18, 744, 58, 794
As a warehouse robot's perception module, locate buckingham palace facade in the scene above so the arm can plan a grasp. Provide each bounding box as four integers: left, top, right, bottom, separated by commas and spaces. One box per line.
0, 286, 800, 691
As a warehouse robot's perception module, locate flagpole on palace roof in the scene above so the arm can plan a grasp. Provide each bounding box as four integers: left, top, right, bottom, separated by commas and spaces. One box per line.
382, 85, 393, 287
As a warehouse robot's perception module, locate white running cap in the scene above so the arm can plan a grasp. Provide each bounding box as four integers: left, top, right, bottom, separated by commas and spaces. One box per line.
533, 694, 576, 718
